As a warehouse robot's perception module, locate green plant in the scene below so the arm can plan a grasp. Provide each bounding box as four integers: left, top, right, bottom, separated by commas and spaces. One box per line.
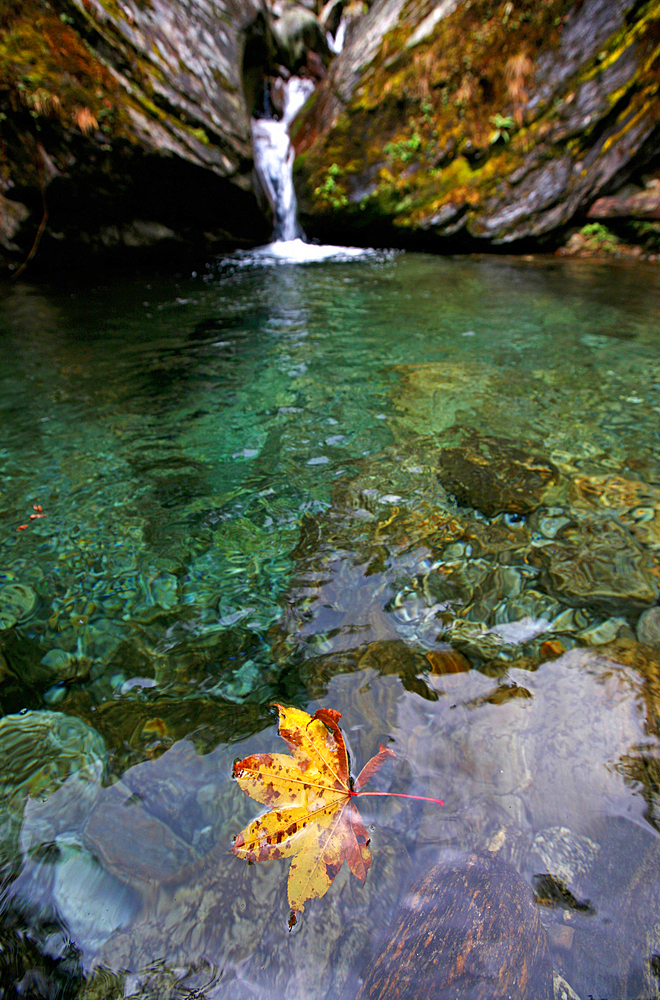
385, 123, 423, 164
579, 223, 619, 251
420, 97, 434, 128
629, 220, 660, 250
489, 113, 515, 144
314, 163, 348, 209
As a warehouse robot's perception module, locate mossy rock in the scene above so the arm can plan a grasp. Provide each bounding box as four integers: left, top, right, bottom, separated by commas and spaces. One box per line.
293, 0, 660, 247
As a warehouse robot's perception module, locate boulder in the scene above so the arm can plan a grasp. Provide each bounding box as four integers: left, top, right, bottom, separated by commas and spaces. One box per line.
292, 0, 660, 247
588, 187, 660, 220
438, 434, 559, 517
271, 3, 332, 71
0, 0, 273, 270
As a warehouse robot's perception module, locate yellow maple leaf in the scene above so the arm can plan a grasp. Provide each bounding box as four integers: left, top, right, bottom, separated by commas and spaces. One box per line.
231, 704, 396, 923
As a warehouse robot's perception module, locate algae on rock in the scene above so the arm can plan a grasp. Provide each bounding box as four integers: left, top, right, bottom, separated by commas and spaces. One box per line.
292, 0, 660, 246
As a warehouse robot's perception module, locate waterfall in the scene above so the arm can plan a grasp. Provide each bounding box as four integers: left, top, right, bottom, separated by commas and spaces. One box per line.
327, 15, 347, 54
251, 77, 315, 243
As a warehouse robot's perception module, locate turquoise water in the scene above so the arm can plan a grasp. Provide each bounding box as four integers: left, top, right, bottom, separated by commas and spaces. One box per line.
2, 251, 660, 997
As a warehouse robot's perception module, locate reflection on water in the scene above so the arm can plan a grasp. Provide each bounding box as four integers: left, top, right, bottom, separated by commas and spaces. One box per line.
2, 254, 660, 997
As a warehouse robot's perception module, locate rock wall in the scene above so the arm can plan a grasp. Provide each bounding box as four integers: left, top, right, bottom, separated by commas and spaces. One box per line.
292, 0, 660, 247
2, 0, 660, 268
0, 0, 275, 269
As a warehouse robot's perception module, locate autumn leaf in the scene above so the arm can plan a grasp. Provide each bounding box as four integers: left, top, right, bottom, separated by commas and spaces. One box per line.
231, 704, 396, 923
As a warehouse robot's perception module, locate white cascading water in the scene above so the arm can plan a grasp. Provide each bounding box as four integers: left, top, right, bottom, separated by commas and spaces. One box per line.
247, 33, 372, 263
251, 77, 316, 242
327, 14, 347, 54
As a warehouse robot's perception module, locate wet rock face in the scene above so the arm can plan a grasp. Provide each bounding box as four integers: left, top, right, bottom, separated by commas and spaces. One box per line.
293, 0, 660, 247
438, 435, 559, 517
67, 0, 265, 176
0, 0, 273, 267
355, 850, 553, 1000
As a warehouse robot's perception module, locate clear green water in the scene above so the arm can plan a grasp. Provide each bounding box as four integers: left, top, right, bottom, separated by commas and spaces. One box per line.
2, 252, 660, 998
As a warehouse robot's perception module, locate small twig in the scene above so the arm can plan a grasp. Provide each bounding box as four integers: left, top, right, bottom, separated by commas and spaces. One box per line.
12, 142, 48, 280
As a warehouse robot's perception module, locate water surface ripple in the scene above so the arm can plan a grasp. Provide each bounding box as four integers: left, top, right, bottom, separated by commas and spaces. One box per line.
2, 253, 660, 999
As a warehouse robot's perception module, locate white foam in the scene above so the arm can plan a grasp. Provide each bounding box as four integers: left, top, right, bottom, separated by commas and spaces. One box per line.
234, 238, 381, 265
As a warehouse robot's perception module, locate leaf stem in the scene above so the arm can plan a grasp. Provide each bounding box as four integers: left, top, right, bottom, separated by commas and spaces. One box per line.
352, 791, 444, 806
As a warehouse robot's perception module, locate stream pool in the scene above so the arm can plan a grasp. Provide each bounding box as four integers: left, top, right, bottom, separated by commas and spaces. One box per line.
2, 248, 660, 998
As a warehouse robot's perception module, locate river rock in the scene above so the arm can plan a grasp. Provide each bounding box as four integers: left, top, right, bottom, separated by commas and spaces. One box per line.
0, 194, 30, 253
47, 839, 139, 955
438, 434, 558, 517
81, 782, 201, 888
0, 710, 106, 874
532, 515, 658, 614
587, 186, 660, 221
570, 472, 660, 552
272, 3, 331, 71
0, 0, 272, 270
355, 850, 553, 1000
0, 582, 37, 630
636, 606, 660, 645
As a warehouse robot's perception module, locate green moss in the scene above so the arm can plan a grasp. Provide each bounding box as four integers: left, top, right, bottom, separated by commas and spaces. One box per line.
314, 163, 348, 209
578, 223, 620, 252
0, 0, 128, 141
295, 0, 660, 235
190, 126, 209, 146
384, 125, 423, 163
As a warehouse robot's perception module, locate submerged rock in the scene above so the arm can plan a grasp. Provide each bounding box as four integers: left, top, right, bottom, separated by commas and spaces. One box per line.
52, 840, 139, 955
0, 710, 106, 873
355, 850, 553, 1000
636, 606, 660, 645
0, 583, 37, 630
438, 434, 558, 517
81, 782, 201, 888
532, 516, 658, 614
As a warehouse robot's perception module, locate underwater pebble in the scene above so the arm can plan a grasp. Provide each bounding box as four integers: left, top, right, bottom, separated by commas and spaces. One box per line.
119, 677, 157, 695
40, 649, 73, 670
151, 573, 178, 609
579, 617, 628, 645
43, 684, 68, 706
487, 616, 551, 644
534, 512, 572, 538
636, 606, 660, 645
531, 826, 600, 886
52, 839, 138, 951
217, 607, 254, 627
0, 583, 37, 629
